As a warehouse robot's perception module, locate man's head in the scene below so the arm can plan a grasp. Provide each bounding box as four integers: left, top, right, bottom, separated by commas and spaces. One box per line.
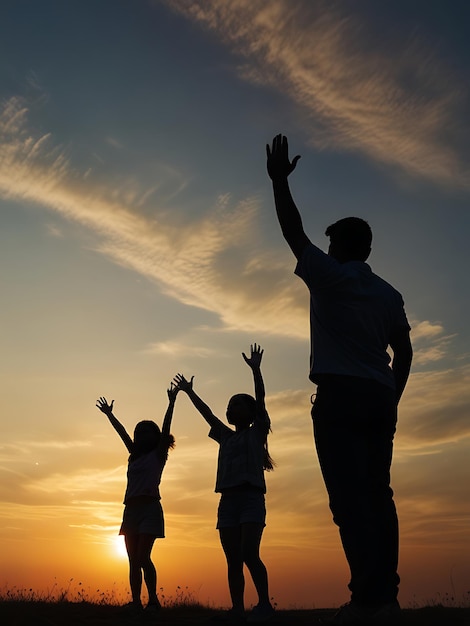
325, 217, 372, 263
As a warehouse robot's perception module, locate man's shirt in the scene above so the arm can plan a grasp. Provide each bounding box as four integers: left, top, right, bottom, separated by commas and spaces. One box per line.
295, 242, 410, 389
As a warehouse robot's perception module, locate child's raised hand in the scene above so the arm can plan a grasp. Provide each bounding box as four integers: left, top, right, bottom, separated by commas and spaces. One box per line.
96, 396, 114, 415
167, 381, 179, 402
242, 343, 264, 370
173, 373, 194, 393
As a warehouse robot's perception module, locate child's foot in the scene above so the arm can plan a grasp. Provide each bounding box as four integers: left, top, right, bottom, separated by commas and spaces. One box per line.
145, 598, 162, 612
247, 603, 275, 623
121, 601, 143, 612
211, 607, 246, 623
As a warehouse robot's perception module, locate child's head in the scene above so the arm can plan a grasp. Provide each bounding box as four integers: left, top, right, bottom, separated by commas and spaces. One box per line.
226, 393, 256, 429
132, 420, 175, 458
133, 420, 161, 451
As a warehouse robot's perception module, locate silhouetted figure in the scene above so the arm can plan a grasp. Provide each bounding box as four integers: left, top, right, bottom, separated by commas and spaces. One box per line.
267, 135, 413, 626
96, 384, 178, 612
174, 344, 275, 624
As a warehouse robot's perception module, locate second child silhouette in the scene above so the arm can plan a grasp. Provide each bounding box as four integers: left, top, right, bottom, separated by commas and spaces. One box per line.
96, 383, 178, 612
174, 344, 275, 624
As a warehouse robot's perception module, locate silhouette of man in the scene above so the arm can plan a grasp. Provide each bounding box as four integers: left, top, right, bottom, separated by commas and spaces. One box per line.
267, 134, 412, 626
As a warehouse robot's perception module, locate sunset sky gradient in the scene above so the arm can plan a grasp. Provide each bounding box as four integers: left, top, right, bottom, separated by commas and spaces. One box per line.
1, 0, 469, 610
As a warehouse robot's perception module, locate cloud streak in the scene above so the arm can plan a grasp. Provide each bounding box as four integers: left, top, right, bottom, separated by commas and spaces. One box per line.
409, 320, 457, 366
398, 365, 470, 447
163, 0, 470, 188
0, 96, 308, 339
2, 93, 460, 382
0, 97, 459, 366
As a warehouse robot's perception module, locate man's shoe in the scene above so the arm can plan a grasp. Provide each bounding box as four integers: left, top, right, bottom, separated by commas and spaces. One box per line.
369, 601, 401, 625
331, 600, 401, 625
331, 602, 368, 625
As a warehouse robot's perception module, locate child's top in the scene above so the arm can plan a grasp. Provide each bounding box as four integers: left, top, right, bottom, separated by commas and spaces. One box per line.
209, 410, 270, 494
123, 445, 168, 504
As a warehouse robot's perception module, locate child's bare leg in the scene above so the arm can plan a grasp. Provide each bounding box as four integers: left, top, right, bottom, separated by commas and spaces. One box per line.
219, 526, 245, 613
241, 523, 271, 607
137, 534, 159, 605
124, 534, 143, 606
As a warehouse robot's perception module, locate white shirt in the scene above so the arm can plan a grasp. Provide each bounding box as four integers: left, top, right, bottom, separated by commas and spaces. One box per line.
209, 414, 270, 493
123, 449, 166, 503
295, 243, 410, 389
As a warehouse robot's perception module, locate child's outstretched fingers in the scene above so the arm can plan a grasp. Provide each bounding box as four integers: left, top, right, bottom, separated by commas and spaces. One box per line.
167, 382, 179, 401
96, 397, 114, 414
173, 373, 194, 392
242, 343, 263, 368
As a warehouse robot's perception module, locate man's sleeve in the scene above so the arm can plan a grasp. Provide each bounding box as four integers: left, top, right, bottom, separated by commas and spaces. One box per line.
295, 242, 344, 289
393, 292, 411, 333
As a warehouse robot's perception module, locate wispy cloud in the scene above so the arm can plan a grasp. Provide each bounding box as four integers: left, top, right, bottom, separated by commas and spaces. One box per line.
411, 320, 445, 342
27, 466, 125, 497
144, 340, 218, 358
397, 364, 470, 447
0, 96, 461, 371
410, 319, 456, 365
105, 136, 123, 150
163, 0, 470, 188
0, 96, 307, 338
13, 439, 92, 451
45, 222, 63, 237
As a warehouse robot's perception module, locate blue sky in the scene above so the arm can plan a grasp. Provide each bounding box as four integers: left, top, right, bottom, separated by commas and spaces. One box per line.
0, 0, 469, 609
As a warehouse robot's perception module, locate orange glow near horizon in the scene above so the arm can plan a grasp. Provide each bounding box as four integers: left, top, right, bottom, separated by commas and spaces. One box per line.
1, 497, 469, 610
1, 377, 470, 611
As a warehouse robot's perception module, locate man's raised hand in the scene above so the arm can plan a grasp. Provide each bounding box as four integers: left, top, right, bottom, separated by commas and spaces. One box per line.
266, 134, 301, 181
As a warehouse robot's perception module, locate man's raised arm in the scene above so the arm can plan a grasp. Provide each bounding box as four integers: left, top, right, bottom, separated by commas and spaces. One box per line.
266, 134, 310, 260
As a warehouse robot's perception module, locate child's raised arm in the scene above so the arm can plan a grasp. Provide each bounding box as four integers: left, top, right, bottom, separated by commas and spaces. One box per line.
242, 343, 267, 416
173, 374, 220, 429
161, 382, 179, 438
96, 397, 133, 453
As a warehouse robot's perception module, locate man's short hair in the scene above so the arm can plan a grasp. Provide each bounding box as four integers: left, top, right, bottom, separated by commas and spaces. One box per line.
325, 217, 372, 262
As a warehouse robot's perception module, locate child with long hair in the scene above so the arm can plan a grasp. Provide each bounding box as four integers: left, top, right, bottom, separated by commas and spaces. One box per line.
174, 344, 275, 623
96, 383, 178, 612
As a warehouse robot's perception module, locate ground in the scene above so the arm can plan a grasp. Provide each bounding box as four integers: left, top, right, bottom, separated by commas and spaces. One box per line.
1, 601, 469, 626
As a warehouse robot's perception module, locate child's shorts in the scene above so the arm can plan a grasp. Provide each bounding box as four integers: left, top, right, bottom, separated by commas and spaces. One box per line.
216, 485, 266, 529
119, 497, 165, 537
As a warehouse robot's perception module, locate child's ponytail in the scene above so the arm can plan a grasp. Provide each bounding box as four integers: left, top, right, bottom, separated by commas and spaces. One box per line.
263, 437, 275, 471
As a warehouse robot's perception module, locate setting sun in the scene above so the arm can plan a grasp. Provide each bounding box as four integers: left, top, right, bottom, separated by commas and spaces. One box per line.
113, 536, 128, 560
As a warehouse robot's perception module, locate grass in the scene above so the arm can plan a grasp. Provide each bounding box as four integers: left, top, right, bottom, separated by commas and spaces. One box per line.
0, 583, 469, 625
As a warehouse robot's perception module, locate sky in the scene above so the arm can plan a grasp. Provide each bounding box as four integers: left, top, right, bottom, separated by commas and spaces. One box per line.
0, 0, 469, 611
